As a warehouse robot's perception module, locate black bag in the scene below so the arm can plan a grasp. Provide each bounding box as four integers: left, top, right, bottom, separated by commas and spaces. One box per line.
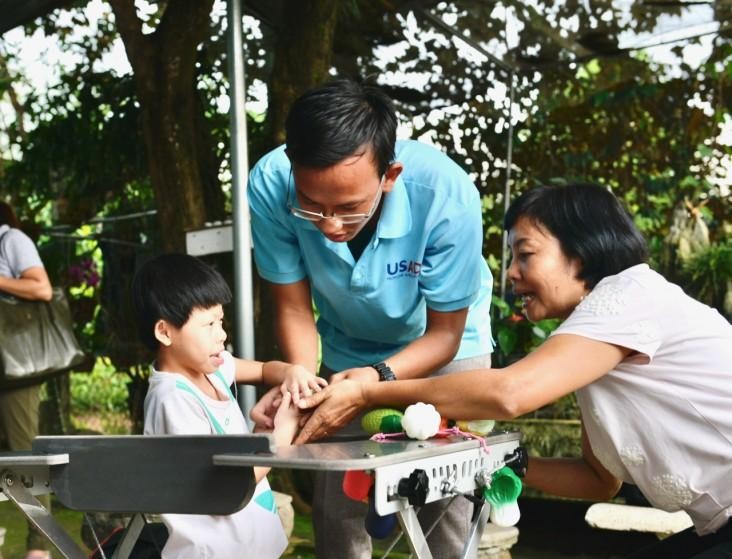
0, 287, 85, 383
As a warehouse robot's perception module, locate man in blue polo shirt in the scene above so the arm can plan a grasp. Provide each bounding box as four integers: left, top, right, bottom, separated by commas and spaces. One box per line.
248, 79, 493, 559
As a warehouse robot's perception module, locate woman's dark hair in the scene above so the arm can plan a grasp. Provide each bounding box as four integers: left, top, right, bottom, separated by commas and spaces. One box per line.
0, 202, 21, 228
131, 253, 232, 351
285, 79, 397, 175
504, 183, 648, 289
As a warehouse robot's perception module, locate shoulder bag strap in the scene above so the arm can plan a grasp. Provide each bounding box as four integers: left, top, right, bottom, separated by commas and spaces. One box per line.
0, 229, 14, 301
0, 229, 8, 262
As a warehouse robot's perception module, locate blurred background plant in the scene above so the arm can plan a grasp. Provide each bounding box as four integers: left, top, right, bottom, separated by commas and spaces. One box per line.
491, 294, 561, 368
681, 240, 732, 319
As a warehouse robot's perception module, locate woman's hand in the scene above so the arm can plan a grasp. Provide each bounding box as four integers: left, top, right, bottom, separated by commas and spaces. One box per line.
294, 379, 368, 443
280, 364, 327, 404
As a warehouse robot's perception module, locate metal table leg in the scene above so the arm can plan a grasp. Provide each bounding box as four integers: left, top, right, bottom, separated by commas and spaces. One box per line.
0, 470, 87, 559
461, 500, 491, 559
111, 513, 146, 559
397, 507, 433, 559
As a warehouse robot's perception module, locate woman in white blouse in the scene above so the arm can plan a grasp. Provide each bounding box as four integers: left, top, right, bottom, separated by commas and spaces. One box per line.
294, 183, 732, 559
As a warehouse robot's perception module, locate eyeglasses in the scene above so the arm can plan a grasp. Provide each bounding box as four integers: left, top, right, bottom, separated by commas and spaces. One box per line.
287, 171, 385, 225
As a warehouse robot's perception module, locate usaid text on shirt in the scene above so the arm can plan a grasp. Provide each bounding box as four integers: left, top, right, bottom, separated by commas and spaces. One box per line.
387, 259, 422, 279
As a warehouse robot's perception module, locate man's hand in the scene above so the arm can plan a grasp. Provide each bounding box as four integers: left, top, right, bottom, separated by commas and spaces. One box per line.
295, 379, 368, 443
329, 366, 379, 385
250, 385, 282, 430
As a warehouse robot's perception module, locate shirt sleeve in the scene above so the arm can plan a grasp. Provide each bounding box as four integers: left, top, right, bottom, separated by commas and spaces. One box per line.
3, 229, 43, 277
551, 274, 663, 363
419, 194, 483, 312
248, 159, 308, 284
145, 391, 213, 435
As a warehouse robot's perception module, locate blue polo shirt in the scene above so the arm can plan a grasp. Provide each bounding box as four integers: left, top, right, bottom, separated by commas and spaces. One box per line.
248, 140, 493, 371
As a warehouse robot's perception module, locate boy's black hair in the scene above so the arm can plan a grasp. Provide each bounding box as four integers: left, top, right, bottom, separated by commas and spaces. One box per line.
285, 79, 397, 175
131, 253, 232, 351
504, 183, 648, 289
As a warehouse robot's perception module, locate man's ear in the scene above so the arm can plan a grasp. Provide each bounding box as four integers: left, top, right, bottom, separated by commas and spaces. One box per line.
154, 319, 174, 347
382, 162, 404, 194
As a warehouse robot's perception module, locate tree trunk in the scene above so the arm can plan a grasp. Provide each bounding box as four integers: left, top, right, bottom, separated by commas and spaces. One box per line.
267, 0, 340, 148
109, 0, 219, 252
137, 89, 211, 251
252, 0, 341, 362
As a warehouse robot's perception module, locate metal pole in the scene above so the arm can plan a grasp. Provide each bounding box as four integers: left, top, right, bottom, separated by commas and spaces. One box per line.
499, 70, 516, 300
227, 0, 256, 424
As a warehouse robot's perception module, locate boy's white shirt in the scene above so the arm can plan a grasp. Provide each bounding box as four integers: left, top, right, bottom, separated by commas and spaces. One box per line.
144, 351, 287, 558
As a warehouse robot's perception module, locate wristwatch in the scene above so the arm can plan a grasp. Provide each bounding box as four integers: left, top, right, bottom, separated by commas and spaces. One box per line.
372, 361, 397, 382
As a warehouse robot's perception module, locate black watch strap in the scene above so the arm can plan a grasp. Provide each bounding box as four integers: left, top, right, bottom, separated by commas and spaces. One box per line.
372, 361, 397, 382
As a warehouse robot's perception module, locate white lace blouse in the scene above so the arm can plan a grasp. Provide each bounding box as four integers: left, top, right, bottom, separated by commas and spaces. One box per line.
552, 264, 732, 535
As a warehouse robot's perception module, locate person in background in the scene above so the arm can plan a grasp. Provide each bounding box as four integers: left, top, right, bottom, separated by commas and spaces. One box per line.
297, 183, 732, 559
132, 253, 323, 558
0, 201, 53, 559
247, 79, 494, 559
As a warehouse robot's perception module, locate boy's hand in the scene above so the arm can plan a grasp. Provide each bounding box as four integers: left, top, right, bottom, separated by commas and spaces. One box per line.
250, 386, 281, 430
272, 391, 300, 446
281, 364, 327, 405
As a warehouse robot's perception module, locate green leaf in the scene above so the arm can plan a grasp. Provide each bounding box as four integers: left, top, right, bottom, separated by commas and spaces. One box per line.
497, 327, 518, 356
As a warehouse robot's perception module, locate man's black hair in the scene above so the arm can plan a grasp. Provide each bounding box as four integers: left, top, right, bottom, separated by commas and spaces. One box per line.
285, 79, 397, 175
504, 183, 648, 289
131, 253, 232, 351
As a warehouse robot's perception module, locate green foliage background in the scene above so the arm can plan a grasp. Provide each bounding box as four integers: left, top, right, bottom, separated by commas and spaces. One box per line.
1, 1, 730, 421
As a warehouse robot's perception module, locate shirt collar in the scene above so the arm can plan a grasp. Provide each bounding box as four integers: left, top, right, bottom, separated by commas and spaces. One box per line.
376, 176, 411, 239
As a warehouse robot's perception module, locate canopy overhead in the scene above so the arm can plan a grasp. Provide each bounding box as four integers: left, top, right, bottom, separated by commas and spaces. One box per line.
2, 0, 726, 350
3, 1, 723, 74
0, 0, 281, 36
0, 0, 73, 35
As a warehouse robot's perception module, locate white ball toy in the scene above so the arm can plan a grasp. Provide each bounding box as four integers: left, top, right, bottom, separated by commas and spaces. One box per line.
402, 402, 441, 440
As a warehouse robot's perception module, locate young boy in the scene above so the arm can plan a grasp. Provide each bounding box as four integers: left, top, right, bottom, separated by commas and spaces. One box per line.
132, 253, 325, 558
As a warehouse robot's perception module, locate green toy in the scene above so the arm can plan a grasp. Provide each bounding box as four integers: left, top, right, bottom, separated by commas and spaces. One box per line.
483, 466, 522, 527
361, 408, 404, 435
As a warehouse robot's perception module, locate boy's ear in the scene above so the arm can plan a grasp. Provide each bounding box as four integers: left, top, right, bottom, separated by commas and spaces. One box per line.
154, 319, 173, 347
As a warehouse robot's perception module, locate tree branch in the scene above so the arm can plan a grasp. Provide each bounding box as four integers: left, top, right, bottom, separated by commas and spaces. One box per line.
157, 0, 215, 89
108, 0, 150, 73
0, 52, 26, 142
